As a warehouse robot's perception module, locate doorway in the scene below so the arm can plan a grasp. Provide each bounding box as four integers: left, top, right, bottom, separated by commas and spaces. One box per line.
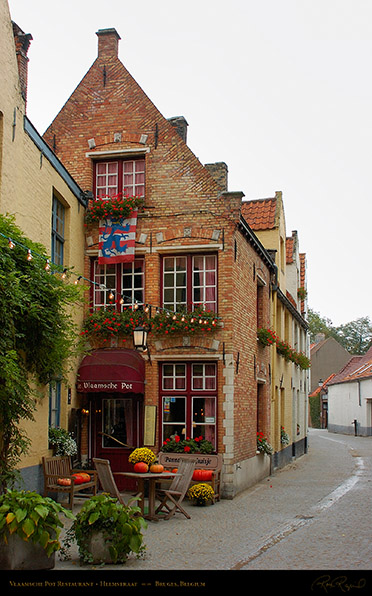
90, 393, 143, 490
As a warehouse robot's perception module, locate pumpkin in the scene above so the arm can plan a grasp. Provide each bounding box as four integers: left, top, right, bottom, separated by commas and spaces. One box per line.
171, 468, 178, 474
192, 469, 213, 481
72, 473, 85, 485
77, 472, 91, 483
134, 462, 149, 473
149, 464, 164, 474
57, 477, 71, 486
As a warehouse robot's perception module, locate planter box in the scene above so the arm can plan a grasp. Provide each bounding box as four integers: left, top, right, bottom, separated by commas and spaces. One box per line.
0, 534, 55, 570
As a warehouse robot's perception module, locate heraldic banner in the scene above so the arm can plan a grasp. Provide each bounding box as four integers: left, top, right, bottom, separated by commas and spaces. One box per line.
98, 212, 138, 264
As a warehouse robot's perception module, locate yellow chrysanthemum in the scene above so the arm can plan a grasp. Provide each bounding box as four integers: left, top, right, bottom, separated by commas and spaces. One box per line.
187, 483, 214, 505
128, 447, 156, 465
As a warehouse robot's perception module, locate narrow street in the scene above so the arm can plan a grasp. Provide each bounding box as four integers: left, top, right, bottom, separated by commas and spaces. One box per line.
54, 428, 372, 573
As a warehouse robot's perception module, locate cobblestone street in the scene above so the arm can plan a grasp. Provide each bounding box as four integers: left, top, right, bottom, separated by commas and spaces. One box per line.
3, 429, 372, 593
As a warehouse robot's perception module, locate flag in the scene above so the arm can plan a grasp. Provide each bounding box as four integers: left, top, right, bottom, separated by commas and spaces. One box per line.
98, 212, 137, 264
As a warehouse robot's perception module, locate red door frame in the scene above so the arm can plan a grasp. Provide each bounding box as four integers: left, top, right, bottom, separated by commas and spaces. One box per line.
89, 392, 144, 490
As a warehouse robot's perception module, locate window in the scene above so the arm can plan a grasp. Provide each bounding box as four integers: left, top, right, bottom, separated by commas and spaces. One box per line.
162, 254, 217, 312
95, 159, 145, 198
49, 382, 61, 428
161, 362, 217, 448
92, 258, 144, 310
51, 195, 65, 266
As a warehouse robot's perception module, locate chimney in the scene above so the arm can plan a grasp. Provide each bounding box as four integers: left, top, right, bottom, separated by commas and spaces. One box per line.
167, 116, 188, 143
12, 22, 32, 107
96, 28, 121, 59
204, 162, 228, 192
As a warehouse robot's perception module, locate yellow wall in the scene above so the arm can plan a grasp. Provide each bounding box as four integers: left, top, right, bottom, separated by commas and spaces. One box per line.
0, 0, 86, 472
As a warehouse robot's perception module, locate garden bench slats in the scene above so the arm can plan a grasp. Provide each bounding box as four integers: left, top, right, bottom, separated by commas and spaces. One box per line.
42, 456, 97, 509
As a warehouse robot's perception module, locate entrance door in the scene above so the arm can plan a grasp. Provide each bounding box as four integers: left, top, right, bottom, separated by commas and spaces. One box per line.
91, 393, 143, 490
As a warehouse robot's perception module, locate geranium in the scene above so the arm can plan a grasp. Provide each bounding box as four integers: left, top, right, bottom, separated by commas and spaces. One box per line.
281, 426, 290, 446
151, 307, 219, 336
256, 432, 273, 455
160, 436, 214, 454
85, 194, 144, 224
80, 308, 147, 344
257, 327, 277, 346
258, 327, 310, 369
187, 483, 214, 505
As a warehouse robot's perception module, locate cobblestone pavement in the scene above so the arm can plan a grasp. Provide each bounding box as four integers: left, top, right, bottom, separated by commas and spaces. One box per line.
52, 428, 372, 576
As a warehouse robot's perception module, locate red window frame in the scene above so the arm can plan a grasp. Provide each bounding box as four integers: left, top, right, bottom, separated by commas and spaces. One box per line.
94, 158, 145, 199
90, 257, 145, 311
161, 253, 218, 312
159, 362, 217, 449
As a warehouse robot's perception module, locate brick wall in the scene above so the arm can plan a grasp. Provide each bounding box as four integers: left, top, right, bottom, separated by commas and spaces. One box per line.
43, 28, 273, 493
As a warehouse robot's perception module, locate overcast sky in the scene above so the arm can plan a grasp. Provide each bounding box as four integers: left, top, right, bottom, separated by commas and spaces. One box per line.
8, 0, 372, 327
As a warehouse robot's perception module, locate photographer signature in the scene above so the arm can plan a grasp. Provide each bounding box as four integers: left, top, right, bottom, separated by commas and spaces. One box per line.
311, 575, 366, 593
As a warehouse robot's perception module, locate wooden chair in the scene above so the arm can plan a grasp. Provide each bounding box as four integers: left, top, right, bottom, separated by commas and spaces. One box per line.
93, 458, 142, 506
42, 456, 97, 509
155, 456, 196, 520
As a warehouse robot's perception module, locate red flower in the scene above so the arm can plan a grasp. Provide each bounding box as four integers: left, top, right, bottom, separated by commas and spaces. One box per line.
174, 435, 180, 443
184, 446, 191, 452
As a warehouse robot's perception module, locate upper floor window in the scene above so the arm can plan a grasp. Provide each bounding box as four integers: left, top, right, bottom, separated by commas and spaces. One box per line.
95, 159, 145, 198
162, 254, 217, 312
51, 195, 65, 266
92, 257, 144, 310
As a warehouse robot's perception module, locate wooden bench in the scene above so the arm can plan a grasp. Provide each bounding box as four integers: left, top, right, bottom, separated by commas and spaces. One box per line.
42, 456, 98, 509
158, 452, 222, 502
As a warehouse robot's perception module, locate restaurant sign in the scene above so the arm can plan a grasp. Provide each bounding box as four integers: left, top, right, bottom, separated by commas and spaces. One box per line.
76, 380, 135, 393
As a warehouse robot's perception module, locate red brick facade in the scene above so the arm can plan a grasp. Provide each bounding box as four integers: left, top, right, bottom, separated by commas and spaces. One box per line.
43, 29, 275, 497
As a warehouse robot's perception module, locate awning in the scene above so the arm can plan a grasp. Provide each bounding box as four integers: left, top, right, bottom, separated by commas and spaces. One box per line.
76, 349, 145, 394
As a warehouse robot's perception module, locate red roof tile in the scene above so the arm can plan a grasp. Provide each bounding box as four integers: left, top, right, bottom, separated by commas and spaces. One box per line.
286, 236, 294, 264
241, 197, 277, 230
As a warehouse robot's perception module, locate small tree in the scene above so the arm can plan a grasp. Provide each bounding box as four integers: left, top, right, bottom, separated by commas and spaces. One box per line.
0, 214, 83, 492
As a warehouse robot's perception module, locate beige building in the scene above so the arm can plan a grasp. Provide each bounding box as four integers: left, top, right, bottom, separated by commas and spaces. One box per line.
0, 0, 86, 490
241, 191, 309, 468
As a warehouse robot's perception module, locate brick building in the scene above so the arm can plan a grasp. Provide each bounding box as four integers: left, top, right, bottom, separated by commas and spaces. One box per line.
43, 28, 278, 498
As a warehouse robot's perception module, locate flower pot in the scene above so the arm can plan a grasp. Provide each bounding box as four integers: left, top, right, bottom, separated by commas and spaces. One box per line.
86, 532, 114, 564
0, 534, 55, 570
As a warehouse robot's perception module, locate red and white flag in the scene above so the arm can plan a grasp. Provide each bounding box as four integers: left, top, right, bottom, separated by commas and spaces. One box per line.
98, 212, 137, 264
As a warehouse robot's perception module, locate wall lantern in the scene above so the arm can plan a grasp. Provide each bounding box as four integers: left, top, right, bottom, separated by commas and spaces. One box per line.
133, 326, 148, 352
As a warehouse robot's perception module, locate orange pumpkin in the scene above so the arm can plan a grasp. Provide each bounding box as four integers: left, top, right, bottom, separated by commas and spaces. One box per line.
149, 464, 164, 474
72, 473, 85, 485
78, 472, 91, 483
192, 469, 213, 481
134, 462, 148, 473
171, 468, 178, 474
57, 477, 71, 486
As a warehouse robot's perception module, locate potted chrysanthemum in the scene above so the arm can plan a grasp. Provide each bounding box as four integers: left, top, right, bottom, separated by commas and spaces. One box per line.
187, 483, 215, 506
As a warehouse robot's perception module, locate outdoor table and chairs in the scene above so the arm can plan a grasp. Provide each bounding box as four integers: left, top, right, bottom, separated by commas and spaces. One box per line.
117, 470, 180, 520
93, 456, 196, 521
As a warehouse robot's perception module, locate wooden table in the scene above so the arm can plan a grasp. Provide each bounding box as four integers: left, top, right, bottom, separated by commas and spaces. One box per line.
117, 471, 179, 521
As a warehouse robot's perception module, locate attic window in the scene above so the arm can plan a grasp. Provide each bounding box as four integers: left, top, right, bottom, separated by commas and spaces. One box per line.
94, 159, 145, 199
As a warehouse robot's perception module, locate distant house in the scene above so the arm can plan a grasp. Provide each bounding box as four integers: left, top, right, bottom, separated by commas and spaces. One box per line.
310, 334, 350, 394
308, 374, 335, 428
327, 347, 372, 436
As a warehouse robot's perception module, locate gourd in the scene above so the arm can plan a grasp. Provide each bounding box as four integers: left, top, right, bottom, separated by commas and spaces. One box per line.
134, 462, 149, 473
192, 469, 213, 481
149, 464, 164, 474
57, 477, 71, 486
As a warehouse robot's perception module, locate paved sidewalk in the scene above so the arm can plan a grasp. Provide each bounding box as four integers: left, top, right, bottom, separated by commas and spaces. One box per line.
54, 429, 372, 572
